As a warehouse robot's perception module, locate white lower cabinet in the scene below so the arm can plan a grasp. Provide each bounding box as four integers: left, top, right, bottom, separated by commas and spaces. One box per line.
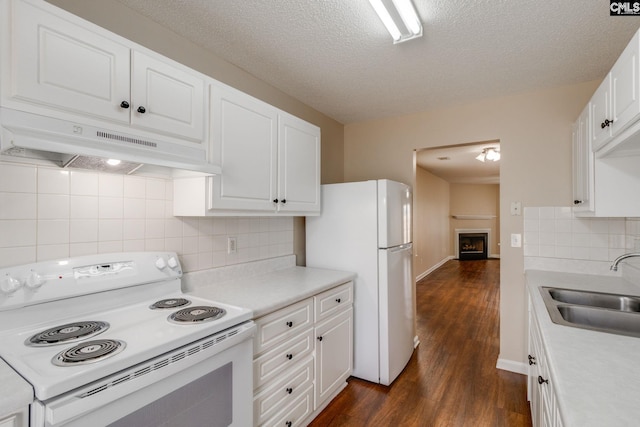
0, 408, 28, 427
253, 282, 353, 426
528, 297, 564, 427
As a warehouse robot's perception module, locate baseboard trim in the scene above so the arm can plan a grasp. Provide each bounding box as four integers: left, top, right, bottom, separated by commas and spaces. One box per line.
414, 335, 420, 348
303, 381, 348, 425
416, 256, 454, 281
496, 358, 527, 375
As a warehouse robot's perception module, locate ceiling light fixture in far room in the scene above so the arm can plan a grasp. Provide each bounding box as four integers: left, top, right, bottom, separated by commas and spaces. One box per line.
368, 0, 423, 44
476, 147, 501, 162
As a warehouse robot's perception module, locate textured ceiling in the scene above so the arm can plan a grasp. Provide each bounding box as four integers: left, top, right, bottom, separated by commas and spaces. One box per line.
416, 142, 500, 184
114, 0, 640, 125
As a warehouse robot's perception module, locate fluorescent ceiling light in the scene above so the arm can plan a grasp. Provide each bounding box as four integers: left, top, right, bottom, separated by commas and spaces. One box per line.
475, 147, 501, 162
369, 0, 423, 44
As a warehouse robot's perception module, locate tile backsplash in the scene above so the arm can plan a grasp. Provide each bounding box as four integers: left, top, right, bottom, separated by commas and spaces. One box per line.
0, 162, 293, 271
524, 207, 640, 262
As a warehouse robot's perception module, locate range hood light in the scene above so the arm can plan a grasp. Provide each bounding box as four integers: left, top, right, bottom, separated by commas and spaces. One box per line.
106, 159, 121, 166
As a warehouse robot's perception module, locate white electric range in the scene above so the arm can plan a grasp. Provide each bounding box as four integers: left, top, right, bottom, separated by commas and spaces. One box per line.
0, 252, 255, 427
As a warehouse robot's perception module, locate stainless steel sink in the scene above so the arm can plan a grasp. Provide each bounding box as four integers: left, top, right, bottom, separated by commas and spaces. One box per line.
540, 287, 640, 338
546, 288, 640, 312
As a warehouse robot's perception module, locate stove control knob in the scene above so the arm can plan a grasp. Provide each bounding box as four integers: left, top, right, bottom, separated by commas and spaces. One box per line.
167, 256, 179, 270
155, 257, 167, 270
25, 271, 45, 290
0, 276, 21, 295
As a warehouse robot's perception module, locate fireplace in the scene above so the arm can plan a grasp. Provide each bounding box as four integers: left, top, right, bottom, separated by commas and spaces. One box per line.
454, 228, 491, 260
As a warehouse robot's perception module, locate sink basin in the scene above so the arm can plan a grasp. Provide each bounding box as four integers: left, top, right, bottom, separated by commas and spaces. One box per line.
556, 305, 640, 338
539, 287, 640, 338
544, 287, 640, 312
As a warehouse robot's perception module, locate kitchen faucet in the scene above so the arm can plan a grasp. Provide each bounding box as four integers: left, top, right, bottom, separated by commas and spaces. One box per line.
610, 253, 640, 271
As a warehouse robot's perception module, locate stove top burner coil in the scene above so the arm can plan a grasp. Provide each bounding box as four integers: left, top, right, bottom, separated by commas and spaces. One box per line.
169, 306, 226, 324
150, 298, 191, 310
52, 339, 126, 366
27, 321, 110, 346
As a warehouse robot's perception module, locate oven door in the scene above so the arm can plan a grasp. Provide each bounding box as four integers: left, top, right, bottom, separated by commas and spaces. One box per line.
31, 322, 255, 427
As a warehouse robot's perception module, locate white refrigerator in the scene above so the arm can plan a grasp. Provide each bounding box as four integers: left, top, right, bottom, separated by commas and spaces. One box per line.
306, 179, 415, 385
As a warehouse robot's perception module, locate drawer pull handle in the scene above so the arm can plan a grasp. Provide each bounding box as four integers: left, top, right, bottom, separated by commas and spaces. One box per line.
317, 336, 323, 342
286, 387, 293, 394
538, 375, 549, 385
137, 106, 146, 114
286, 353, 293, 360
286, 422, 292, 427
335, 298, 341, 303
528, 355, 536, 365
120, 101, 130, 109
286, 321, 293, 328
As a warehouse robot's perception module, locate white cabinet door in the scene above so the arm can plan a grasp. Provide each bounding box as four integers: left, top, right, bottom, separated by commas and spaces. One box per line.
277, 112, 321, 214
590, 74, 612, 151
611, 30, 640, 137
209, 84, 278, 212
9, 0, 130, 124
131, 51, 205, 142
314, 307, 353, 407
572, 106, 594, 213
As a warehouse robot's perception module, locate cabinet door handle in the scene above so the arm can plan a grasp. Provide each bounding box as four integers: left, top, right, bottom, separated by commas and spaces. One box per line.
281, 199, 286, 204
286, 353, 293, 360
286, 387, 293, 394
317, 336, 323, 342
120, 101, 130, 109
273, 199, 279, 203
528, 355, 536, 365
286, 422, 292, 427
286, 321, 293, 327
537, 375, 548, 385
335, 298, 341, 303
601, 119, 613, 128
137, 106, 146, 114
573, 200, 583, 205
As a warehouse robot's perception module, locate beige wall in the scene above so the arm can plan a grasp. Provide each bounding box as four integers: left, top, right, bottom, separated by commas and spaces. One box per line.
414, 166, 450, 277
345, 80, 599, 366
450, 183, 500, 256
45, 0, 345, 185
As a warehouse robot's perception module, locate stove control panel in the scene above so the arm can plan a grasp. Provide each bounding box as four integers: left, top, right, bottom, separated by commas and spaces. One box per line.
0, 252, 183, 310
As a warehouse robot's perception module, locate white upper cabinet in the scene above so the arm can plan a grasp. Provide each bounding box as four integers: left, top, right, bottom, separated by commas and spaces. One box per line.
572, 106, 594, 213
130, 51, 204, 141
209, 84, 278, 211
3, 0, 206, 144
173, 83, 321, 216
591, 29, 640, 153
277, 112, 321, 214
8, 0, 131, 124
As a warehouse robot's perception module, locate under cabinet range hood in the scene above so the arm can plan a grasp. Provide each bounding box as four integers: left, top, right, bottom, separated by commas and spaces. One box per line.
0, 108, 222, 175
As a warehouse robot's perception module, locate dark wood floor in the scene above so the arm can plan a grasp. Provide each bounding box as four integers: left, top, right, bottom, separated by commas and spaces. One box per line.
309, 259, 532, 427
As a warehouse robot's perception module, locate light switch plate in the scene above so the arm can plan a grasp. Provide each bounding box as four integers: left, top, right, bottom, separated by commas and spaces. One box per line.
510, 201, 522, 216
510, 233, 522, 248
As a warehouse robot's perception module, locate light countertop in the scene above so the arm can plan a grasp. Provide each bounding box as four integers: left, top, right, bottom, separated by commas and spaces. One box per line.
526, 270, 640, 427
0, 359, 33, 418
185, 265, 356, 318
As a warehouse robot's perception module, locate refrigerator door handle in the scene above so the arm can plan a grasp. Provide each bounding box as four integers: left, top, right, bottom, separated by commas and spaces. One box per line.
387, 243, 412, 253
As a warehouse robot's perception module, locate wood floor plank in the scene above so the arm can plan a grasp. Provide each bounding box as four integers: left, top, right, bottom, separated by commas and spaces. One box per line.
309, 259, 532, 427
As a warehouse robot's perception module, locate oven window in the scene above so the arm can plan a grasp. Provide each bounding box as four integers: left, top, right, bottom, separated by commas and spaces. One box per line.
107, 362, 233, 427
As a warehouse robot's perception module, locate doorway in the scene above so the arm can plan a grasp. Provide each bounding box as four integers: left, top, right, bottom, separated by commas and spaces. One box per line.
412, 141, 500, 279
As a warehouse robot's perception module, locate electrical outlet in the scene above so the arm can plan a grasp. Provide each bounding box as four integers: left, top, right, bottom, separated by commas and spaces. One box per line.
510, 201, 522, 216
227, 237, 237, 254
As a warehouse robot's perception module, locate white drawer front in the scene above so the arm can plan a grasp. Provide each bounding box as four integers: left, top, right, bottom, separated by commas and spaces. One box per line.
314, 282, 353, 322
255, 298, 313, 355
254, 328, 314, 389
261, 384, 314, 427
254, 356, 314, 425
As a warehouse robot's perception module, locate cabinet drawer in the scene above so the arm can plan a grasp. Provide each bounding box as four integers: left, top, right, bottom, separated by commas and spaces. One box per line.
254, 328, 314, 389
254, 356, 314, 425
261, 384, 314, 427
254, 298, 313, 355
314, 282, 353, 322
